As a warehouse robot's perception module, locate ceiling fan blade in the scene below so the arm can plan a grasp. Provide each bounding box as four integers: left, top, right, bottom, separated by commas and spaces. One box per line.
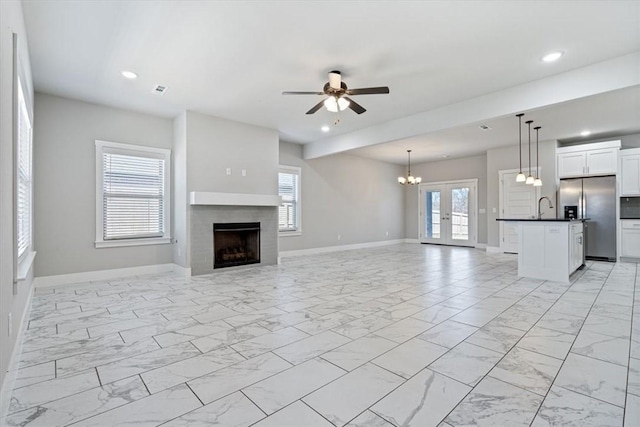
346, 86, 390, 95
282, 91, 324, 95
344, 97, 366, 114
305, 99, 326, 114
328, 70, 342, 90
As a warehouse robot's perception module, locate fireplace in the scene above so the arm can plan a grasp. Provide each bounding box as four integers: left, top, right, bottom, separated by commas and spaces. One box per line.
213, 222, 260, 269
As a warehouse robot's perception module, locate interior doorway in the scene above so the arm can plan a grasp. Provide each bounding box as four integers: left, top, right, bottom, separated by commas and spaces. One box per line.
419, 179, 478, 247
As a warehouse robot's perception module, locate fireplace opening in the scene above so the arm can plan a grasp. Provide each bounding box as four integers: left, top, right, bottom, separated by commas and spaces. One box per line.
213, 222, 260, 269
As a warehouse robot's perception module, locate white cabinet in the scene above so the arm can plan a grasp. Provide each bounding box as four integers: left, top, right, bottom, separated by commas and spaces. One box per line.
620, 149, 640, 196
557, 141, 620, 178
570, 223, 584, 272
558, 152, 587, 177
621, 220, 640, 258
517, 220, 584, 283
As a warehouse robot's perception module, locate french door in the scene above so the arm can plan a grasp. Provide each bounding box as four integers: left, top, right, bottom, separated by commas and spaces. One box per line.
419, 180, 477, 247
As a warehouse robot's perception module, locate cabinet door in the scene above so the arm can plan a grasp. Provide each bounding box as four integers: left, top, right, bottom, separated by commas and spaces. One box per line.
586, 148, 618, 176
558, 152, 586, 178
621, 229, 640, 258
621, 155, 640, 196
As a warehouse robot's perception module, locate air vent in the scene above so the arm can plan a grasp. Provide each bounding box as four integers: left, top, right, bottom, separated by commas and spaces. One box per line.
479, 124, 492, 131
153, 85, 168, 95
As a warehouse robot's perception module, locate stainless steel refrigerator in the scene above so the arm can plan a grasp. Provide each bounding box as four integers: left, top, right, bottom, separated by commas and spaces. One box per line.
558, 176, 616, 261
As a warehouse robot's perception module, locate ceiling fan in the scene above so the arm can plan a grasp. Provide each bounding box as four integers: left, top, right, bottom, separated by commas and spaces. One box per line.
283, 70, 390, 115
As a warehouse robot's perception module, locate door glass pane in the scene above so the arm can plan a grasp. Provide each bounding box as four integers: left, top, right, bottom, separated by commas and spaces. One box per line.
425, 191, 440, 239
451, 187, 469, 240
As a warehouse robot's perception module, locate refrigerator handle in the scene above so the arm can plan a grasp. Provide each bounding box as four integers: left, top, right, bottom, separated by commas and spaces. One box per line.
583, 191, 587, 219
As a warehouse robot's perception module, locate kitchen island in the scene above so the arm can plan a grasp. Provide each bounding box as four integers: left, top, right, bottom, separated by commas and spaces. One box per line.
496, 219, 585, 283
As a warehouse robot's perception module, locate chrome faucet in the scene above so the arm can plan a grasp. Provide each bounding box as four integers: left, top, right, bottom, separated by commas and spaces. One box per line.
538, 196, 554, 219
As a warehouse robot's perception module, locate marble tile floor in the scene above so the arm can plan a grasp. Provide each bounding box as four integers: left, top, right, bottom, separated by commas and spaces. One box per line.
1, 243, 638, 426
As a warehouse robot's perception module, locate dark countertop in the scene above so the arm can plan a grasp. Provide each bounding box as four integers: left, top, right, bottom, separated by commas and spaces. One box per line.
496, 218, 588, 222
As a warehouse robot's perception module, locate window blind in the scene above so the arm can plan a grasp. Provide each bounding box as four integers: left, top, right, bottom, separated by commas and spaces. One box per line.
17, 81, 32, 257
102, 152, 165, 240
278, 171, 299, 231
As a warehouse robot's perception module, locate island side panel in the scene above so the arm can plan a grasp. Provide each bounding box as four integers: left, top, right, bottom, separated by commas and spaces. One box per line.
518, 222, 571, 283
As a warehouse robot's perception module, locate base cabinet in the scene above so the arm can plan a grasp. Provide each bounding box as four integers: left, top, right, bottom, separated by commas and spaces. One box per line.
621, 220, 640, 258
518, 221, 584, 283
570, 223, 584, 272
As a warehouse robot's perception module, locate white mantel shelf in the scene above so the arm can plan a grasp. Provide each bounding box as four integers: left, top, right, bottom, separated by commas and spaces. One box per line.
189, 192, 281, 207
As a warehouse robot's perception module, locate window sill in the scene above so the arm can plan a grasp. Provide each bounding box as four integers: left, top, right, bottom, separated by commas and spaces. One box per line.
17, 251, 36, 281
279, 231, 302, 237
95, 237, 172, 249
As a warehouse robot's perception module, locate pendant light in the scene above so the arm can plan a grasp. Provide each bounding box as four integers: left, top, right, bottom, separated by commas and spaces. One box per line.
515, 114, 526, 182
533, 126, 542, 187
398, 150, 421, 185
525, 120, 535, 185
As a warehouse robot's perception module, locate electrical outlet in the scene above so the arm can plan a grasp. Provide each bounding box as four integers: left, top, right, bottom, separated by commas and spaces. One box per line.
386, 231, 389, 236
337, 235, 341, 240
8, 313, 12, 336
178, 248, 182, 256
242, 169, 247, 177
226, 168, 232, 175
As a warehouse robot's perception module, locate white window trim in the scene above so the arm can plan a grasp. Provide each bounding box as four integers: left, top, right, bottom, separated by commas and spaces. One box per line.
95, 140, 172, 248
15, 67, 35, 282
278, 165, 302, 236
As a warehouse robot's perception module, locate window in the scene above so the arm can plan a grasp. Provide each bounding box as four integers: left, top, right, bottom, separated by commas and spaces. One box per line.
17, 79, 32, 259
278, 166, 301, 234
95, 140, 171, 248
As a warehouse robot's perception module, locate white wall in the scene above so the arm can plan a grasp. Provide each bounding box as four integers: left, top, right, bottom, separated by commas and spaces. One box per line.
279, 141, 405, 251
33, 93, 174, 276
0, 0, 34, 412
404, 154, 488, 243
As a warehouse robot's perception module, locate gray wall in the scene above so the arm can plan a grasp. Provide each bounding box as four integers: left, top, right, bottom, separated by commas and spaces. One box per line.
486, 140, 556, 248
186, 111, 279, 195
0, 0, 34, 405
279, 141, 405, 251
172, 113, 189, 268
170, 111, 280, 269
404, 154, 488, 243
33, 93, 174, 276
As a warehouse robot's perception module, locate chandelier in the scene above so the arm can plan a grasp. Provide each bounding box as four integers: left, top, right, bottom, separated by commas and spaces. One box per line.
398, 150, 421, 185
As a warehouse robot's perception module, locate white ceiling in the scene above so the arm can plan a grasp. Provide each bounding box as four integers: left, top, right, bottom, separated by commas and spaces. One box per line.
21, 0, 640, 162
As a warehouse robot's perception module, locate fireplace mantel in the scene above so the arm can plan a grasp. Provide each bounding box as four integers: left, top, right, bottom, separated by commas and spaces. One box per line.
189, 192, 281, 207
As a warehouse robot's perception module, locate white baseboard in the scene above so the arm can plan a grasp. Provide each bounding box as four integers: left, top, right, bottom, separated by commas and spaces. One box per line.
171, 264, 192, 276
404, 238, 420, 244
0, 284, 34, 421
475, 243, 488, 249
486, 246, 502, 253
279, 239, 408, 258
33, 263, 178, 288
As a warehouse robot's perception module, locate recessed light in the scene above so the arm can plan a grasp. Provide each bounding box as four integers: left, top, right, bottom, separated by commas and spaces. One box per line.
580, 130, 591, 137
542, 51, 564, 62
321, 125, 330, 132
121, 70, 138, 79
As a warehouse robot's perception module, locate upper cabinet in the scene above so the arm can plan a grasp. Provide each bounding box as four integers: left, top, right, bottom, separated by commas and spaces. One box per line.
557, 141, 621, 179
620, 148, 640, 196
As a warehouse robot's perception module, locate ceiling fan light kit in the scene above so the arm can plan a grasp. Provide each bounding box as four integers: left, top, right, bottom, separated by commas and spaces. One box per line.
398, 150, 421, 185
283, 70, 389, 117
